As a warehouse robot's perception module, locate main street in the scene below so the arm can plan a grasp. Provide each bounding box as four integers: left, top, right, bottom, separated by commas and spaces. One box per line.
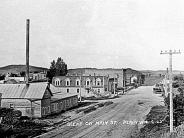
40, 86, 164, 138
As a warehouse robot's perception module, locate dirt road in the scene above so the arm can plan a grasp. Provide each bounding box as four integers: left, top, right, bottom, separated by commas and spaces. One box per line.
39, 86, 164, 138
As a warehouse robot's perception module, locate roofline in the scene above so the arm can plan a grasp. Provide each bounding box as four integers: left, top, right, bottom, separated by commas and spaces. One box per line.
53, 75, 109, 78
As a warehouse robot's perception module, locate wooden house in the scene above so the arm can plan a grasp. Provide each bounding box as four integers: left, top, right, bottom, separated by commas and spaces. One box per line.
0, 83, 52, 118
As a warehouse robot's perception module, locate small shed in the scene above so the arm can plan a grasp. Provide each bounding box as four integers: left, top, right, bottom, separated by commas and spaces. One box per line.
0, 83, 52, 118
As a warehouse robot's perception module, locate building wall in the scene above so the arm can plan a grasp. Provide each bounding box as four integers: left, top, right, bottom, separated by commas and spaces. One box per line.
68, 68, 124, 88
41, 89, 52, 117
32, 73, 47, 81
52, 75, 108, 97
0, 93, 1, 107
124, 68, 143, 86
108, 78, 118, 93
51, 87, 105, 97
51, 95, 78, 114
0, 88, 79, 118
5, 77, 25, 82
1, 99, 42, 118
53, 76, 108, 87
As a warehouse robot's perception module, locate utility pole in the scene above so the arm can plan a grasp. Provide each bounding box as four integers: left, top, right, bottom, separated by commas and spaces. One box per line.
26, 19, 30, 85
160, 50, 181, 133
116, 74, 119, 96
165, 68, 169, 97
113, 76, 115, 97
79, 72, 82, 102
123, 69, 126, 93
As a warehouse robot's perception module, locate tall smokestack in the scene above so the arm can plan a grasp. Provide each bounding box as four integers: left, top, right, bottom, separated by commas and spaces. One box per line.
26, 19, 30, 84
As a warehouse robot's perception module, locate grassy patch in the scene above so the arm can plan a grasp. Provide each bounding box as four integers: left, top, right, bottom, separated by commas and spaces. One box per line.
82, 95, 119, 100
83, 106, 97, 114
75, 101, 113, 114
143, 76, 164, 86
103, 101, 113, 106
133, 105, 169, 138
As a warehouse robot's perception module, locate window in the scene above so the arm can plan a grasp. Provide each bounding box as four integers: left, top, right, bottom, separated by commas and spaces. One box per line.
69, 99, 71, 108
63, 100, 66, 109
51, 103, 55, 111
98, 89, 100, 93
86, 78, 90, 86
96, 78, 101, 86
67, 88, 69, 93
66, 100, 69, 108
60, 102, 63, 110
54, 103, 58, 111
77, 88, 80, 93
42, 107, 46, 115
74, 97, 78, 104
76, 79, 80, 86
65, 78, 70, 86
46, 106, 50, 114
55, 79, 60, 86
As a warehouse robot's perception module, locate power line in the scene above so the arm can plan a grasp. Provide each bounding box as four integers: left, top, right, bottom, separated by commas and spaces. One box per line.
160, 50, 181, 133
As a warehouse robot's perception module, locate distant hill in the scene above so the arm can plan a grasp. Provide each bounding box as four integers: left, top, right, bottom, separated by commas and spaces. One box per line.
140, 70, 184, 75
0, 65, 48, 74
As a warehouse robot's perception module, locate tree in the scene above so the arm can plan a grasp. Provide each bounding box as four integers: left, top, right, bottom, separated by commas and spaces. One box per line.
165, 87, 184, 127
20, 71, 26, 77
173, 75, 183, 81
47, 57, 67, 82
55, 57, 67, 76
0, 74, 5, 80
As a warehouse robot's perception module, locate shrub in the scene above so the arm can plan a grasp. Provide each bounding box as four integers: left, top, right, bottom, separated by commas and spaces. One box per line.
83, 106, 96, 114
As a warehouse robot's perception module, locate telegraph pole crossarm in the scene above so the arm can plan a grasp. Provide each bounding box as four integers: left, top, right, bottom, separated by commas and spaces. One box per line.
160, 50, 181, 134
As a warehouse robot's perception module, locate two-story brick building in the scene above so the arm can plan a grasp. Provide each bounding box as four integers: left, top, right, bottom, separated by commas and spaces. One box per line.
52, 75, 109, 97
68, 68, 123, 89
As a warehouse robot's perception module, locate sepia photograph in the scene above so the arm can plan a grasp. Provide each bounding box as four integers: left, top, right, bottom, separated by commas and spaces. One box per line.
1, 0, 184, 138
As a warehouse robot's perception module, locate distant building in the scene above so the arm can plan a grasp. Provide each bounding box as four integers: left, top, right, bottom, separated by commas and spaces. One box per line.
30, 72, 47, 82
4, 73, 25, 83
4, 77, 25, 84
123, 68, 144, 86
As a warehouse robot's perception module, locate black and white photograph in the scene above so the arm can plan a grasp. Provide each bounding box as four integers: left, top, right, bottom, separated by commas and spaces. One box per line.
1, 0, 184, 138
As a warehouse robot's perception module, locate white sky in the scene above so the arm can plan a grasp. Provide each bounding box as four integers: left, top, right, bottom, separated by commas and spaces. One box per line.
0, 0, 184, 70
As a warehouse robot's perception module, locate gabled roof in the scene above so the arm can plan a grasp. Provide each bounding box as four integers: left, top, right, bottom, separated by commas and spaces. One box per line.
51, 93, 78, 102
0, 83, 51, 99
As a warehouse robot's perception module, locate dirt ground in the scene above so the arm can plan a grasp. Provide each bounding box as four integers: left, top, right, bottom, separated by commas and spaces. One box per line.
37, 86, 164, 138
